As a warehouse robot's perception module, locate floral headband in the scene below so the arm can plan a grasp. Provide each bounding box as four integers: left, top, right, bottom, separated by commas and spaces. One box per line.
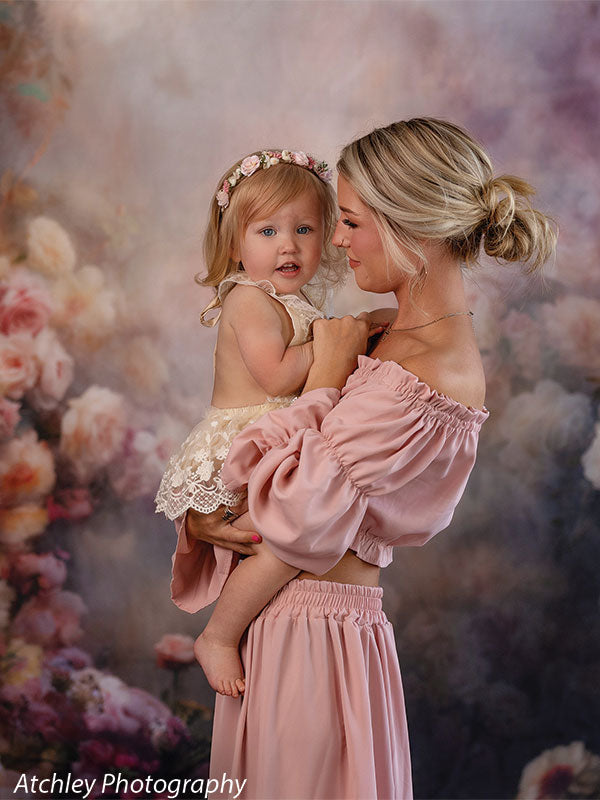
216, 150, 332, 211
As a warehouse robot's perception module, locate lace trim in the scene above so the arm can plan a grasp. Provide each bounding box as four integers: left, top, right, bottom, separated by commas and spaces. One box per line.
218, 272, 325, 346
155, 398, 295, 520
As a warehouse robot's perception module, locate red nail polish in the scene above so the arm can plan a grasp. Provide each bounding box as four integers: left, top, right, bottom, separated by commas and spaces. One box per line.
252, 534, 261, 543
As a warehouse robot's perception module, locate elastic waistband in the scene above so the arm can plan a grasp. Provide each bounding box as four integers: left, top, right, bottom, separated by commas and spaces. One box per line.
268, 578, 384, 614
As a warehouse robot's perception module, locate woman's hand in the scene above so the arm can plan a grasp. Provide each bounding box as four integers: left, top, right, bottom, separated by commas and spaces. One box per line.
303, 313, 385, 393
185, 501, 262, 556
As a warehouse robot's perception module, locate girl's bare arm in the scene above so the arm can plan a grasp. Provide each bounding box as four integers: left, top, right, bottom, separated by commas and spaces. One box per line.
227, 286, 314, 396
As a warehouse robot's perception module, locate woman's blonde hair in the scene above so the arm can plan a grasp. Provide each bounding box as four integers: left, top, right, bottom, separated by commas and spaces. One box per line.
198, 154, 346, 325
337, 118, 557, 291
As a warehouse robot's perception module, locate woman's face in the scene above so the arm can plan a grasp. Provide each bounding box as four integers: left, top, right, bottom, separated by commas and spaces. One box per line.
332, 175, 399, 294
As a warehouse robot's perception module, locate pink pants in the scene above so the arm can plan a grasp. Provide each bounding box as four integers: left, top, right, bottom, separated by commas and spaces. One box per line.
210, 578, 413, 800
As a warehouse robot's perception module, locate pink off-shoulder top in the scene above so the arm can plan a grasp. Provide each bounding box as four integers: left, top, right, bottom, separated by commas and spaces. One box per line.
170, 355, 489, 613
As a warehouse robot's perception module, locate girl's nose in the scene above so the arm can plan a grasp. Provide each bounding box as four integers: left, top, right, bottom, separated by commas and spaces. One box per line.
279, 234, 298, 253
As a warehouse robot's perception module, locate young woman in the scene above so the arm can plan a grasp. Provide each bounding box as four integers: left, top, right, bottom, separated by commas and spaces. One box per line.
172, 118, 556, 799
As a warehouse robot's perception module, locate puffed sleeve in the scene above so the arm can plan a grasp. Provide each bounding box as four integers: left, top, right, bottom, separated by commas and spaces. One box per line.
222, 360, 488, 575
170, 513, 239, 613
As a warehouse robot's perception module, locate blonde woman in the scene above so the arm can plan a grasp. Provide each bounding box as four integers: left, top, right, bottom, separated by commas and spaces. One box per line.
172, 119, 556, 800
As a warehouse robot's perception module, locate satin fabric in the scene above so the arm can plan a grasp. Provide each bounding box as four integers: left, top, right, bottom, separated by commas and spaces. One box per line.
210, 579, 413, 800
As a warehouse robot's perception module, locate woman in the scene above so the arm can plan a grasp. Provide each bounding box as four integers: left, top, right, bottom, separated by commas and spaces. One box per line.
170, 118, 556, 799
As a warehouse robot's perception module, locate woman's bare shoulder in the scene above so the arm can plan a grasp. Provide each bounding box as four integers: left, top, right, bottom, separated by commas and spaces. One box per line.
399, 344, 487, 411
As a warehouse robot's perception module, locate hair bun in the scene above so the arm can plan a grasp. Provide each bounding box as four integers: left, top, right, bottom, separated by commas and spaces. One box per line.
481, 175, 556, 271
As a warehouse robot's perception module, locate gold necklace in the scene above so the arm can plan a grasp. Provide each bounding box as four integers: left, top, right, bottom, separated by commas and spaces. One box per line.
381, 310, 473, 338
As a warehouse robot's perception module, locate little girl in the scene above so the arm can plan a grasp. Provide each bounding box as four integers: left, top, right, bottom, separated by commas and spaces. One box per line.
155, 149, 348, 696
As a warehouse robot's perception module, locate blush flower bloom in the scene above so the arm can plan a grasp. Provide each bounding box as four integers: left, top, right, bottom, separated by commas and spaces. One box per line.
154, 633, 196, 669
52, 266, 118, 351
0, 398, 20, 440
11, 590, 87, 647
60, 386, 127, 482
240, 155, 261, 176
27, 216, 77, 277
0, 271, 53, 338
27, 328, 74, 412
517, 741, 600, 800
0, 334, 38, 399
12, 552, 68, 595
0, 504, 49, 550
0, 429, 56, 507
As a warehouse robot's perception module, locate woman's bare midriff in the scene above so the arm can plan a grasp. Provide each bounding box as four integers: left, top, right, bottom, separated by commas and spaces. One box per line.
297, 549, 380, 587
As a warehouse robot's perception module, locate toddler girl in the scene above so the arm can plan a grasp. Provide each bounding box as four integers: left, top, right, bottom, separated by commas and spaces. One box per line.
155, 149, 348, 696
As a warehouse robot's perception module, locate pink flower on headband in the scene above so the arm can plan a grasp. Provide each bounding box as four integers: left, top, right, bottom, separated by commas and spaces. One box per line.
216, 189, 230, 210
240, 155, 261, 176
291, 151, 310, 167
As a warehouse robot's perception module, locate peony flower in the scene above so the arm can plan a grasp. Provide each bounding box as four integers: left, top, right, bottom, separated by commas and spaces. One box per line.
11, 552, 68, 595
0, 504, 48, 549
240, 155, 261, 176
46, 488, 93, 523
291, 151, 309, 166
27, 216, 76, 277
11, 590, 87, 647
27, 328, 74, 411
60, 385, 127, 482
0, 429, 56, 507
0, 638, 43, 686
517, 741, 600, 800
0, 579, 15, 629
0, 397, 19, 440
582, 421, 600, 490
0, 334, 38, 399
69, 667, 173, 737
0, 271, 53, 338
51, 266, 117, 351
154, 633, 196, 670
541, 295, 600, 377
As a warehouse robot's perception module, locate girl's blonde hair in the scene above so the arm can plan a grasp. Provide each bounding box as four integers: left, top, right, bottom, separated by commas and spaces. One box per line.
198, 154, 346, 325
337, 118, 557, 291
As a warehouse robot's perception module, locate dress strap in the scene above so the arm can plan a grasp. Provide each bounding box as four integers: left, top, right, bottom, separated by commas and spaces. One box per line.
218, 272, 325, 345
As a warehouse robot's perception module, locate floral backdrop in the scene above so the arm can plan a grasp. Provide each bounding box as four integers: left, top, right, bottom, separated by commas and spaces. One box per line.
0, 1, 599, 799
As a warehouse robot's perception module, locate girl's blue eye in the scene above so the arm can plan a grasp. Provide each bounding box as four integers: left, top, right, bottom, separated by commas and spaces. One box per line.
297, 225, 311, 234
261, 228, 276, 237
342, 218, 357, 229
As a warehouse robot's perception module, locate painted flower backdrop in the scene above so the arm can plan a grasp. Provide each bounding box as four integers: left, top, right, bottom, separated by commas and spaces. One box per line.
1, 1, 600, 799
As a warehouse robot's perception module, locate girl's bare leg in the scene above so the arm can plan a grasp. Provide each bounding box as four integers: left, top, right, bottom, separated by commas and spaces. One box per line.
194, 543, 299, 697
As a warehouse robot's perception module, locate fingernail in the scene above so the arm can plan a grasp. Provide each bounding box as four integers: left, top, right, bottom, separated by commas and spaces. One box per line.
252, 534, 261, 543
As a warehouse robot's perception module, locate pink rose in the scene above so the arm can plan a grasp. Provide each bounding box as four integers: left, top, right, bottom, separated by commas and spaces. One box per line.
216, 189, 229, 209
60, 385, 127, 482
291, 151, 309, 166
0, 397, 19, 439
240, 155, 261, 176
0, 429, 56, 507
27, 328, 74, 411
0, 272, 53, 338
12, 590, 87, 647
0, 334, 38, 399
47, 488, 93, 522
154, 633, 196, 669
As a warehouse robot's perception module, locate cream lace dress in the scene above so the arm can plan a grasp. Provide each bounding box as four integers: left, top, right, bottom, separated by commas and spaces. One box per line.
154, 272, 325, 520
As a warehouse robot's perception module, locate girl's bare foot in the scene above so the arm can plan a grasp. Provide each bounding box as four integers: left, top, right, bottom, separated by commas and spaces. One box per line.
194, 631, 245, 698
